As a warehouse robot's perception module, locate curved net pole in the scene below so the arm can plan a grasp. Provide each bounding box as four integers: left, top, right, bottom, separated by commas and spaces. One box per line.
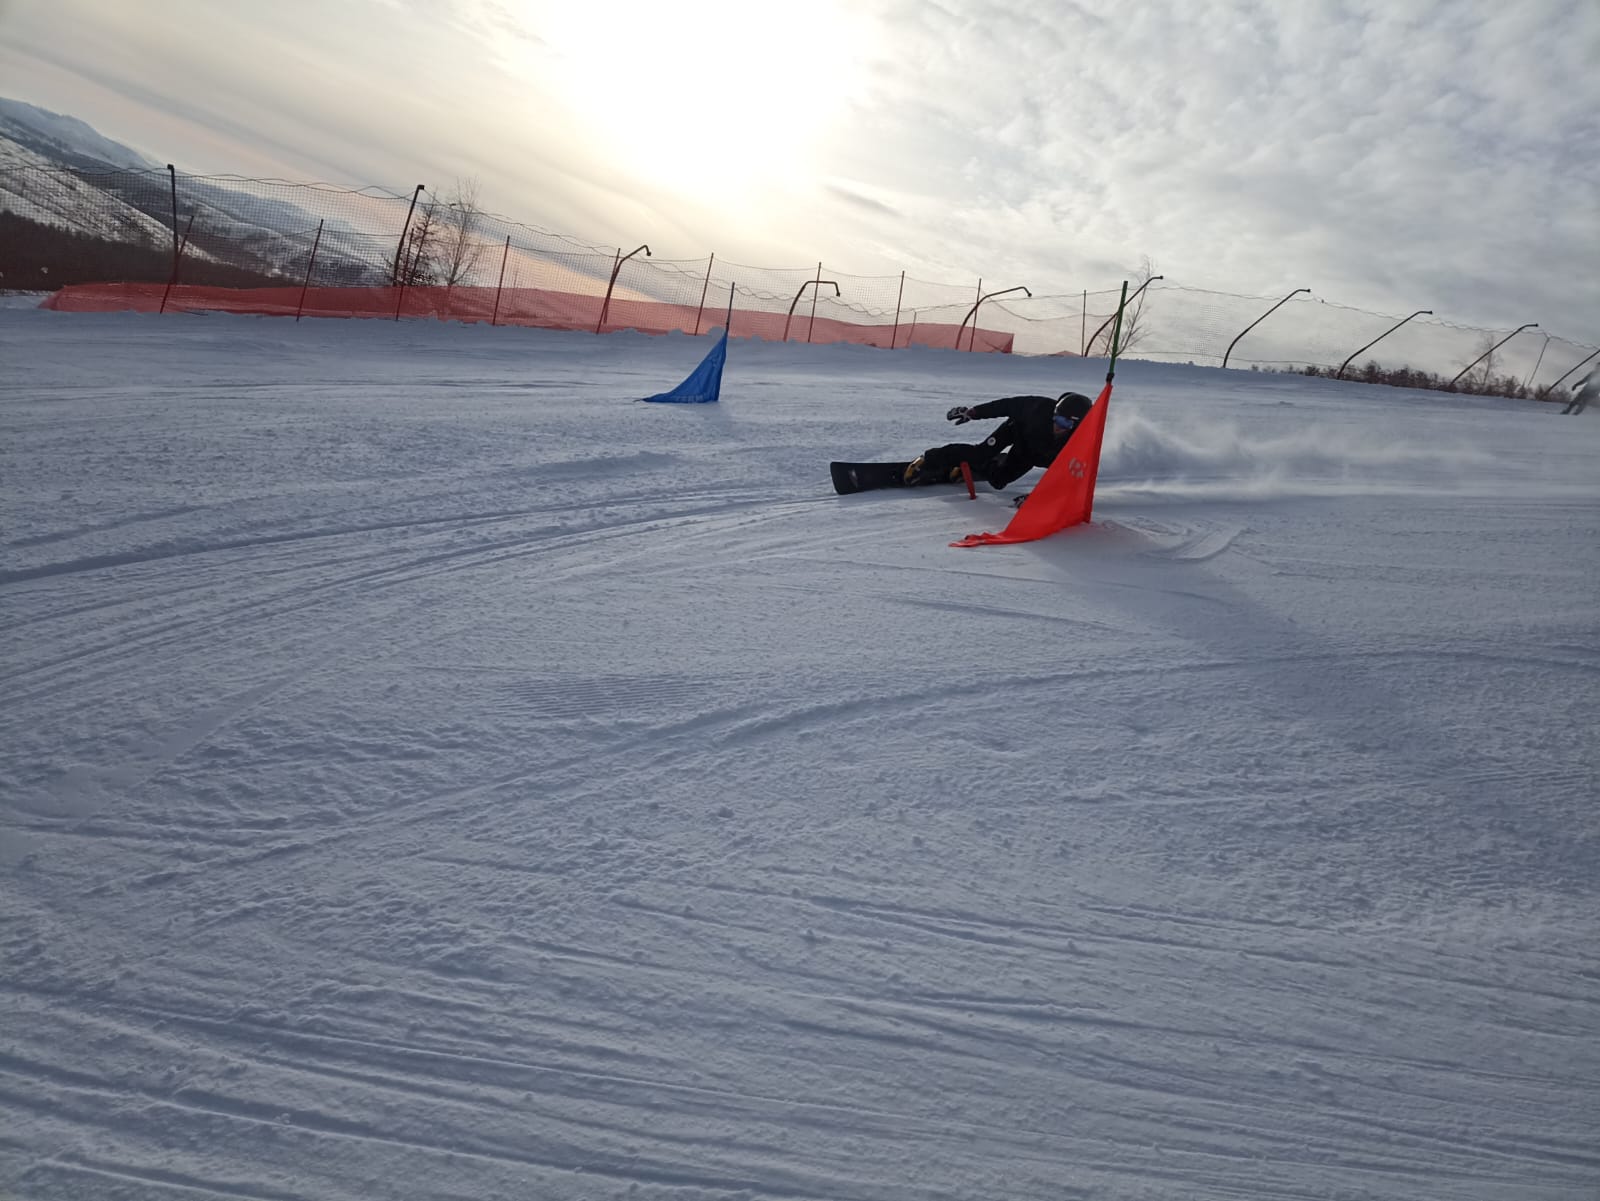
1447, 323, 1538, 390
1336, 310, 1431, 379
1222, 288, 1309, 368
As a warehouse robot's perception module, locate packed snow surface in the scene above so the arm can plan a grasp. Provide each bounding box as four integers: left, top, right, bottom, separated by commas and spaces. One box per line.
2, 309, 1597, 1201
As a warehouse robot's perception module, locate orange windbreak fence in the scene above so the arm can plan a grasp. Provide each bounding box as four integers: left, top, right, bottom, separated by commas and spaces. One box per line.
39, 282, 1015, 352
4, 164, 1596, 390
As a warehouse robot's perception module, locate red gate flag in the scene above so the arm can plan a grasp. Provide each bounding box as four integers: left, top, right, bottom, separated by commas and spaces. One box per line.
950, 379, 1112, 548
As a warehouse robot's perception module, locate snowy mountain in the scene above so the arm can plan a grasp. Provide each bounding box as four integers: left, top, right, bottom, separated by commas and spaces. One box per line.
0, 135, 174, 245
0, 99, 175, 245
2, 308, 1597, 1200
0, 96, 162, 170
0, 97, 382, 279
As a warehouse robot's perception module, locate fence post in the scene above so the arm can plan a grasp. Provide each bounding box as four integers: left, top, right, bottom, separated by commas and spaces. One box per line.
693, 253, 715, 335
1547, 348, 1600, 392
165, 165, 180, 281
1523, 332, 1552, 392
1447, 323, 1538, 391
957, 286, 1030, 352
784, 279, 840, 342
1083, 276, 1163, 357
888, 271, 904, 349
1222, 288, 1310, 368
392, 186, 428, 322
1335, 310, 1430, 379
390, 184, 424, 286
490, 235, 511, 327
159, 165, 182, 315
596, 244, 651, 334
807, 262, 823, 343
294, 220, 325, 322
159, 212, 194, 315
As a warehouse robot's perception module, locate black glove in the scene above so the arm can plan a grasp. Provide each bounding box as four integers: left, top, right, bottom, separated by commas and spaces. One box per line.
946, 405, 974, 424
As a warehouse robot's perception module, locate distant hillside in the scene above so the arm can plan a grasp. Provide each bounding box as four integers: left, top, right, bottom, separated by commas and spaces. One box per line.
0, 96, 161, 170
0, 97, 387, 289
0, 209, 297, 291
0, 134, 173, 246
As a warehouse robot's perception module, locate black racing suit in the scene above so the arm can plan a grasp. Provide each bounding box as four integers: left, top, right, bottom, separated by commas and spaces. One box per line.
918, 395, 1067, 490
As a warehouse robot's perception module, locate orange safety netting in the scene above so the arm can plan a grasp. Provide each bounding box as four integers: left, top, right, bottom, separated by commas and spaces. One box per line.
40, 283, 1016, 353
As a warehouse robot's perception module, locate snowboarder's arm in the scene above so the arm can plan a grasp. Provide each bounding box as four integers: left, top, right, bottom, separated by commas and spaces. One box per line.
966, 395, 1053, 422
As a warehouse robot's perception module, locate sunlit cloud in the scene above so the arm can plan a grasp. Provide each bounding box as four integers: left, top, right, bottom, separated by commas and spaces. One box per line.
0, 0, 1595, 335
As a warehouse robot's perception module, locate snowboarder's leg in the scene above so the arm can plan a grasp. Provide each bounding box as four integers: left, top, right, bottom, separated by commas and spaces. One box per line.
905, 441, 998, 485
981, 448, 1031, 490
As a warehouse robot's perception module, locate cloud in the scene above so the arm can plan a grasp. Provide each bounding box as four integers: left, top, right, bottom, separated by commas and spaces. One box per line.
0, 0, 1596, 339
808, 0, 1599, 333
824, 182, 902, 219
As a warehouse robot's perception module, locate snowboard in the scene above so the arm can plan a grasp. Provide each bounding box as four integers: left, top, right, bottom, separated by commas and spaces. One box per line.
831, 460, 980, 496
830, 460, 914, 494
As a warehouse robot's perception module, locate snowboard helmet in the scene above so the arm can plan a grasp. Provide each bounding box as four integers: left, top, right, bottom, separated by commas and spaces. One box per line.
1053, 391, 1092, 432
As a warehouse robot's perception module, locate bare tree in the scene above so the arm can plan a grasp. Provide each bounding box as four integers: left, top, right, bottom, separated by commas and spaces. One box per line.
1089, 256, 1158, 356
437, 177, 487, 289
1470, 331, 1498, 392
393, 179, 487, 289
395, 197, 440, 287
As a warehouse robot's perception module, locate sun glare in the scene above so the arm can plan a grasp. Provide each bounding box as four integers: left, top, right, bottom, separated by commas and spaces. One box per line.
511, 0, 876, 199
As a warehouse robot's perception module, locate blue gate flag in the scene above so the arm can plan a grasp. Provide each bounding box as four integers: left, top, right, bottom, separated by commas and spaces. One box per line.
642, 331, 727, 404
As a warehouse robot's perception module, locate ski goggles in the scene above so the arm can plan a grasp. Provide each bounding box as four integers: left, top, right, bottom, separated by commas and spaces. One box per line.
1053, 414, 1079, 431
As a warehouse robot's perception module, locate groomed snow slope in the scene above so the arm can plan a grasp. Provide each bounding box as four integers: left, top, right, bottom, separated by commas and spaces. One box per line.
2, 309, 1597, 1200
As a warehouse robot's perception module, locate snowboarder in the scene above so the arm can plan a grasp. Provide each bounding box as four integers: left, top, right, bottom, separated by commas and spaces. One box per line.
904, 392, 1093, 489
1561, 369, 1596, 415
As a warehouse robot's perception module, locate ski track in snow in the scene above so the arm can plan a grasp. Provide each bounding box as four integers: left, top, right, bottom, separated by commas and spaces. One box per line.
2, 311, 1598, 1201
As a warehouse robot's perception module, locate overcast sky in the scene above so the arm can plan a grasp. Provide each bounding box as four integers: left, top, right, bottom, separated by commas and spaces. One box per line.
2, 0, 1597, 339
